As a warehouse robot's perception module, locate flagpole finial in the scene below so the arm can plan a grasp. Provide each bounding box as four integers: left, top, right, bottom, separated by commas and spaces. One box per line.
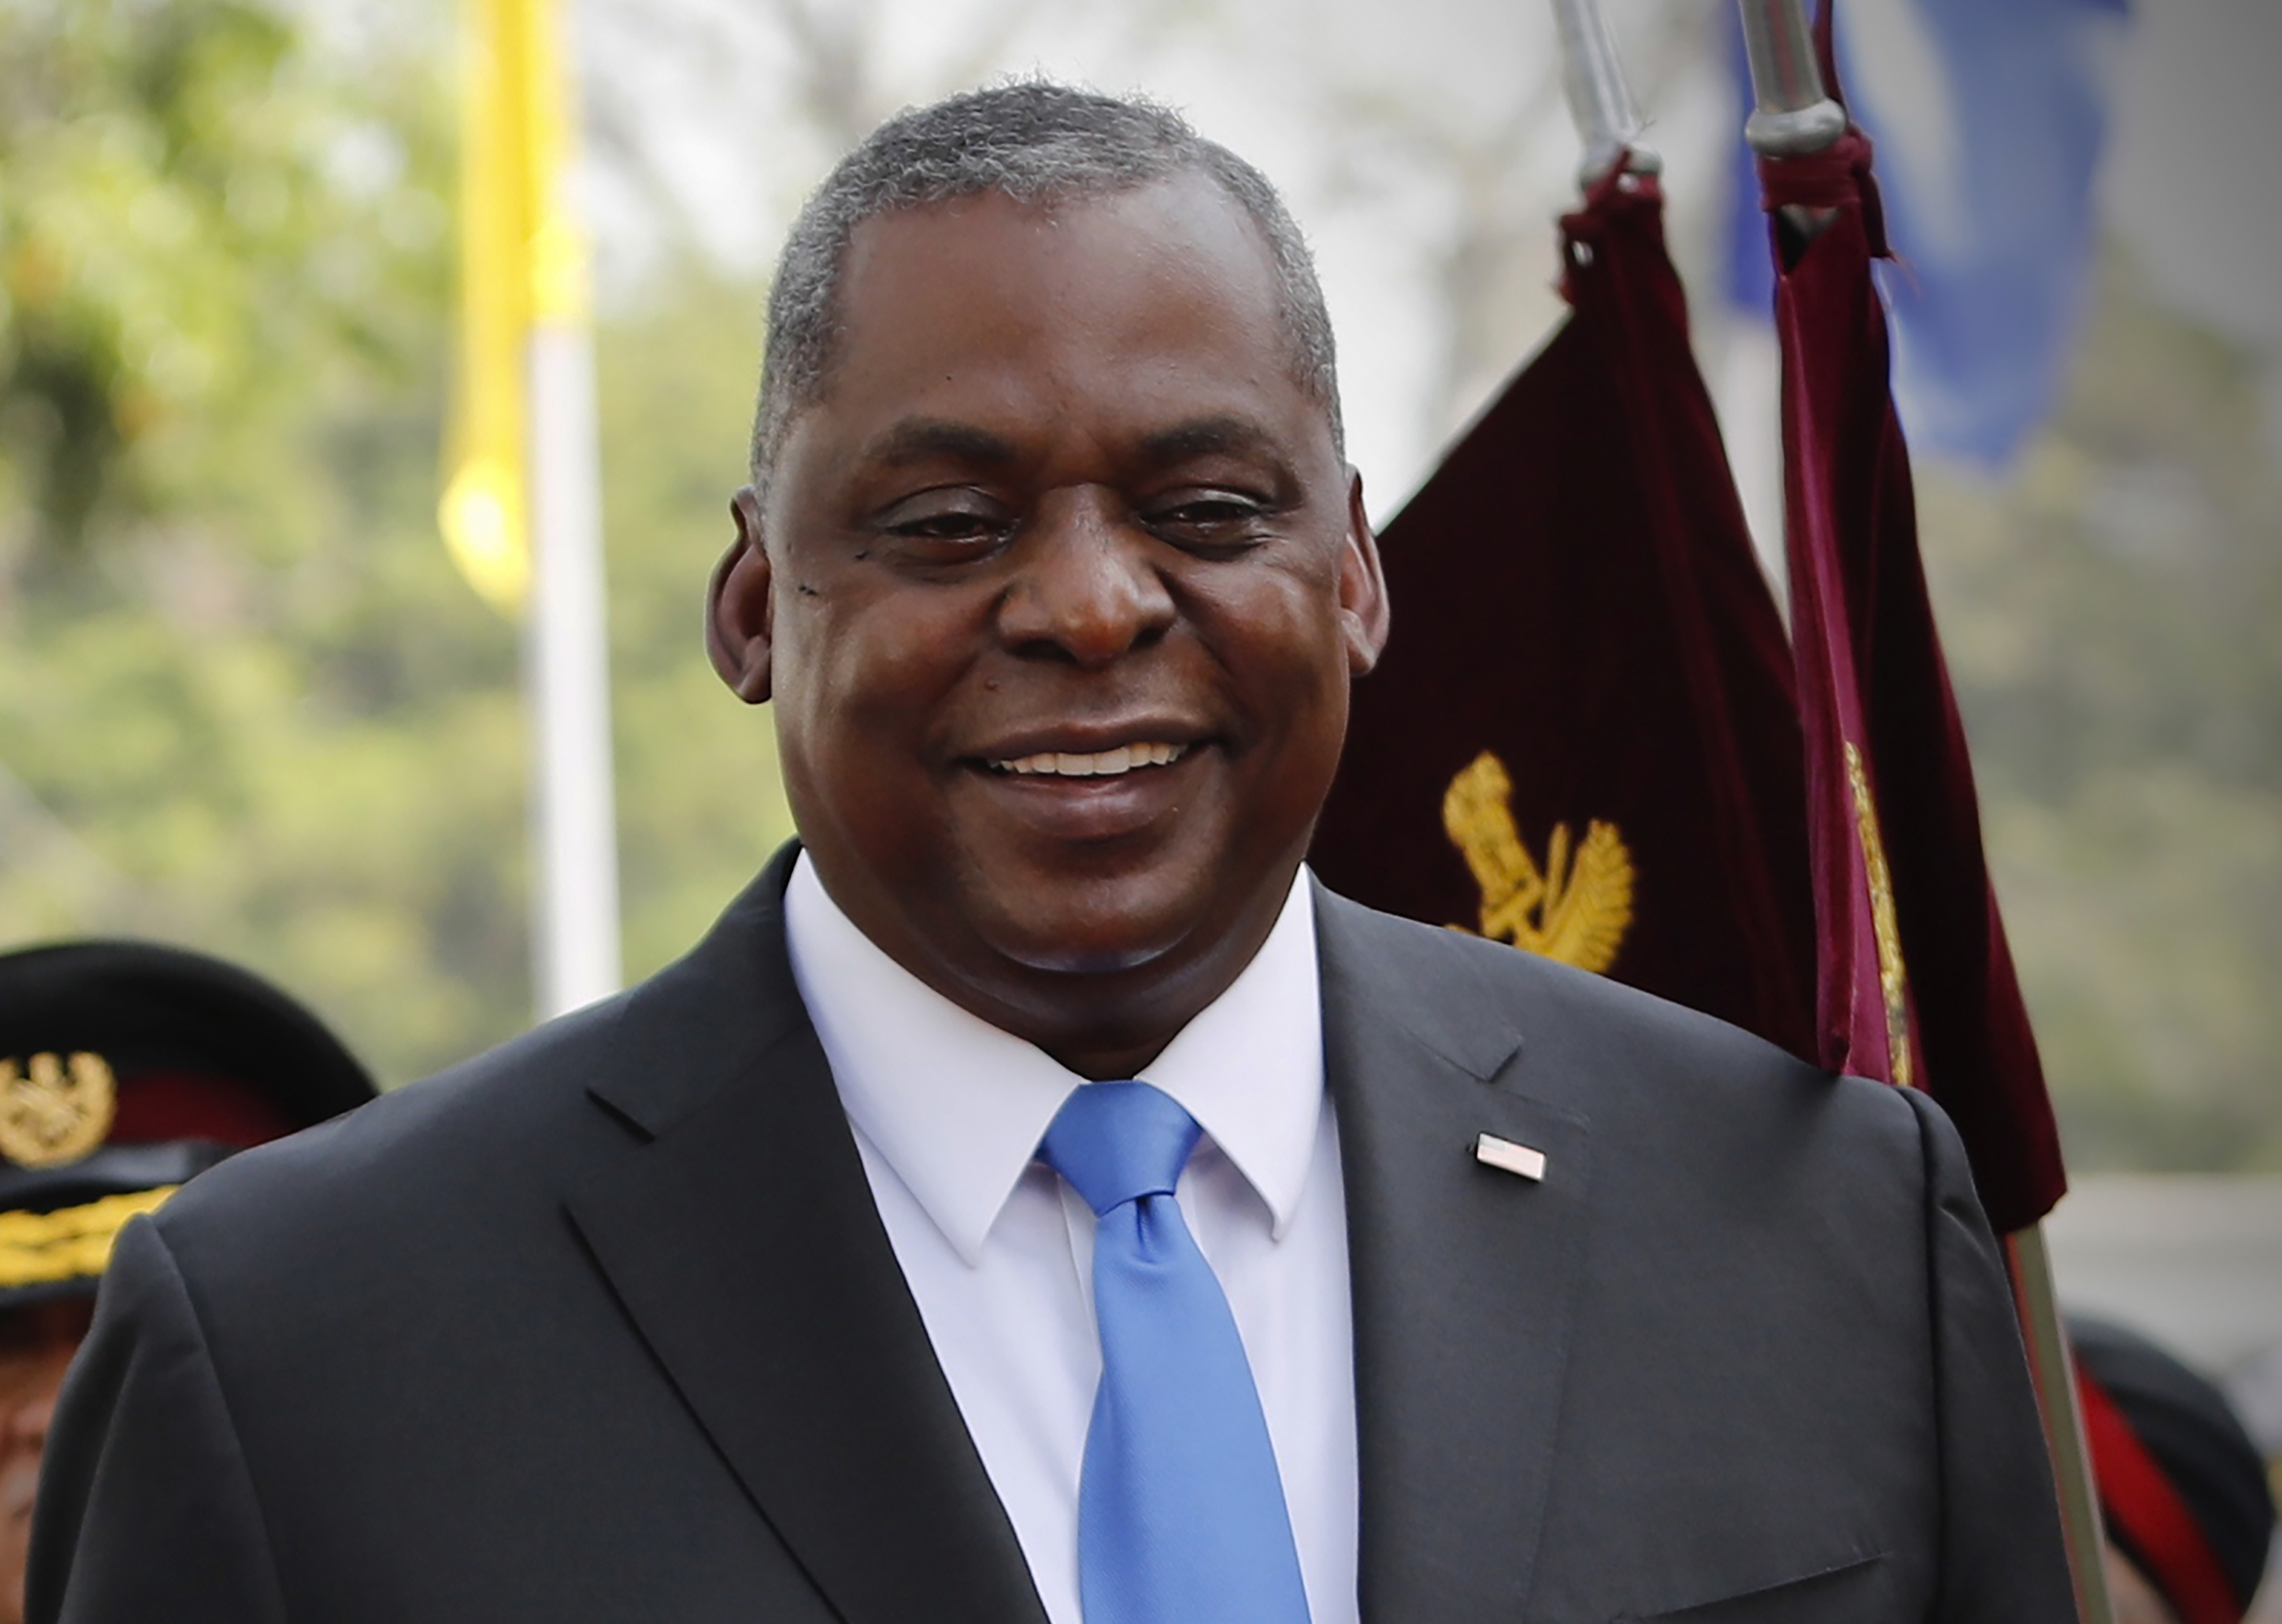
1548, 0, 1660, 186
1736, 0, 1847, 157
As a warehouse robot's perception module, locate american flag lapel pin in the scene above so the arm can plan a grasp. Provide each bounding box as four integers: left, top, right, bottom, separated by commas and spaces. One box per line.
1473, 1132, 1547, 1182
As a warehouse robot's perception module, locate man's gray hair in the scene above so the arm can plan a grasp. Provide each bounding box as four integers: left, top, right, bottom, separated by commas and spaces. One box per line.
750, 81, 1343, 483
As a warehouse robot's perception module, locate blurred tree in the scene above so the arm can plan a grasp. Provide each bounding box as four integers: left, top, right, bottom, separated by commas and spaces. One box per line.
0, 0, 522, 1083
593, 261, 795, 989
1924, 251, 2282, 1173
0, 0, 790, 1085
0, 0, 446, 552
1295, 0, 1730, 448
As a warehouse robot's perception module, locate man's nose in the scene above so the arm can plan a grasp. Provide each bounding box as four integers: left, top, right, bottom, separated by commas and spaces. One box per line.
994, 492, 1176, 668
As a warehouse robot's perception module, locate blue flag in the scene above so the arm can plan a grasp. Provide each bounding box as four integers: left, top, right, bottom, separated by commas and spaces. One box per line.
1726, 0, 2130, 465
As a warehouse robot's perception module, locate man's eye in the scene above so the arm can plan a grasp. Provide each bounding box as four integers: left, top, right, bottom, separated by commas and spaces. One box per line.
1147, 494, 1271, 546
894, 512, 1002, 541
875, 495, 1014, 558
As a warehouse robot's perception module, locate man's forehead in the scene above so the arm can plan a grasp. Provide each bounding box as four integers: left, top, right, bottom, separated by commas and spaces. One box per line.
754, 168, 1343, 497
839, 173, 1278, 302
815, 177, 1305, 438
850, 412, 1294, 476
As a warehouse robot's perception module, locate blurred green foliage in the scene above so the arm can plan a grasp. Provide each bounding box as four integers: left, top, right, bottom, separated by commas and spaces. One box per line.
0, 0, 789, 1084
597, 270, 797, 991
1924, 256, 2282, 1173
0, 0, 2273, 1170
0, 0, 446, 549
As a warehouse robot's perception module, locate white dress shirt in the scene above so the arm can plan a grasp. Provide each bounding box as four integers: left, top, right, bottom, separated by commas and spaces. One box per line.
784, 852, 1358, 1624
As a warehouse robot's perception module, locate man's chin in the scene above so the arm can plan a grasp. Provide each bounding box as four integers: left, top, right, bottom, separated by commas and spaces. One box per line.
960, 868, 1286, 992
945, 844, 1206, 963
976, 907, 1191, 978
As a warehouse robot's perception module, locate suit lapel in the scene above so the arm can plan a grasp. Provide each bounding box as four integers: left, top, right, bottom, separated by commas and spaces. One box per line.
567, 851, 1049, 1624
1317, 887, 1593, 1624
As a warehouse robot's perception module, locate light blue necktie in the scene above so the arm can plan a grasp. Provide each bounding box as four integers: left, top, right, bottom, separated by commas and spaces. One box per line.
1038, 1080, 1313, 1624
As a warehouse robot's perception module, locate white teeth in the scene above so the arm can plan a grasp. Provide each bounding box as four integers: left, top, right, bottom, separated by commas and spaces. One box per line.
993, 742, 1187, 777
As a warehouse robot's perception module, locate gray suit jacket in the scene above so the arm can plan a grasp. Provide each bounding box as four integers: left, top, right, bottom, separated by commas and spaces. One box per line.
30, 847, 2074, 1622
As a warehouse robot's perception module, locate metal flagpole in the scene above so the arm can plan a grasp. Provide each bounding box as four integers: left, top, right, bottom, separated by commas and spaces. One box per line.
1733, 3, 2112, 1618
1734, 0, 1846, 158
525, 333, 621, 1017
1545, 0, 1659, 184
519, 0, 621, 1019
2010, 1221, 2117, 1624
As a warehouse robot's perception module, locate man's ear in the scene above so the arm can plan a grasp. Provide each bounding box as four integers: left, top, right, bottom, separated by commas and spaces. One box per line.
706, 486, 774, 705
1338, 468, 1390, 676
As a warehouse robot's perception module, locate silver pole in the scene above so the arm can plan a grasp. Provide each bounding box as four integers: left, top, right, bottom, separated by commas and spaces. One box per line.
2009, 1227, 2123, 1624
1547, 0, 1659, 184
524, 321, 623, 1018
1735, 0, 1847, 157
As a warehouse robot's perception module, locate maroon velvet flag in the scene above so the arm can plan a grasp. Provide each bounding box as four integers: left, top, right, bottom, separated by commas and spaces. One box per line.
1757, 72, 2067, 1232
1312, 167, 1816, 1060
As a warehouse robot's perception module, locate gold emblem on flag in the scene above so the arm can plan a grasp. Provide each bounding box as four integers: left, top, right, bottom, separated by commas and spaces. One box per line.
1844, 740, 1913, 1089
0, 1051, 118, 1169
1442, 751, 1634, 974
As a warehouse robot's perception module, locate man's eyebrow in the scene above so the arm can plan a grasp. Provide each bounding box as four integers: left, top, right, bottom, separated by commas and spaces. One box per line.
861, 418, 1019, 469
1135, 416, 1286, 468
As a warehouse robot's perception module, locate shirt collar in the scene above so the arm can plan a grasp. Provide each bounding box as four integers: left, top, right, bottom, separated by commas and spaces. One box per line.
784, 853, 1325, 1264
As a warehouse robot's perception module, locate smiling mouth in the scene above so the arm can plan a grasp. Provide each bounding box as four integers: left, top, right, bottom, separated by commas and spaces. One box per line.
986, 742, 1190, 778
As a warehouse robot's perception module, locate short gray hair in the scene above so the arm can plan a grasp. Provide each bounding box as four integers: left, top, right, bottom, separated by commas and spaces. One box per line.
750, 81, 1343, 484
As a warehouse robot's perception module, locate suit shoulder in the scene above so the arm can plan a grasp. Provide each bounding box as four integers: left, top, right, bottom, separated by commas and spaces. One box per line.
148, 984, 642, 1258
1313, 884, 1917, 1146
1316, 885, 1810, 1074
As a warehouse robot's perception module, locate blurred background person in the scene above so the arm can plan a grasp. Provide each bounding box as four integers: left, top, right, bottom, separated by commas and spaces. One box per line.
0, 941, 375, 1624
2073, 1314, 2279, 1624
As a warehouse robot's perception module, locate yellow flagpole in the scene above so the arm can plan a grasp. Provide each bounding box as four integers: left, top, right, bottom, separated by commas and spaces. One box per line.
441, 0, 533, 614
444, 0, 621, 1015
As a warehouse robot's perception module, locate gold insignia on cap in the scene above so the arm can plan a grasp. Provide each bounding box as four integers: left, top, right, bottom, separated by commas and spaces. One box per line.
0, 1186, 178, 1287
0, 1051, 118, 1169
1443, 751, 1634, 974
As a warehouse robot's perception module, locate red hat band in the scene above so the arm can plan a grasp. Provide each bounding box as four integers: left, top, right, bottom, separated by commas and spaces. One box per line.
2077, 1364, 2247, 1624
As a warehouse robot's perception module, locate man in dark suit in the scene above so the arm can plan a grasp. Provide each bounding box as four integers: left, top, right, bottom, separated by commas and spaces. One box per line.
30, 84, 2074, 1623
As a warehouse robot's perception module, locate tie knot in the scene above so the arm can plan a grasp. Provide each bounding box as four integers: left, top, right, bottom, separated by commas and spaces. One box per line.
1039, 1081, 1201, 1217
